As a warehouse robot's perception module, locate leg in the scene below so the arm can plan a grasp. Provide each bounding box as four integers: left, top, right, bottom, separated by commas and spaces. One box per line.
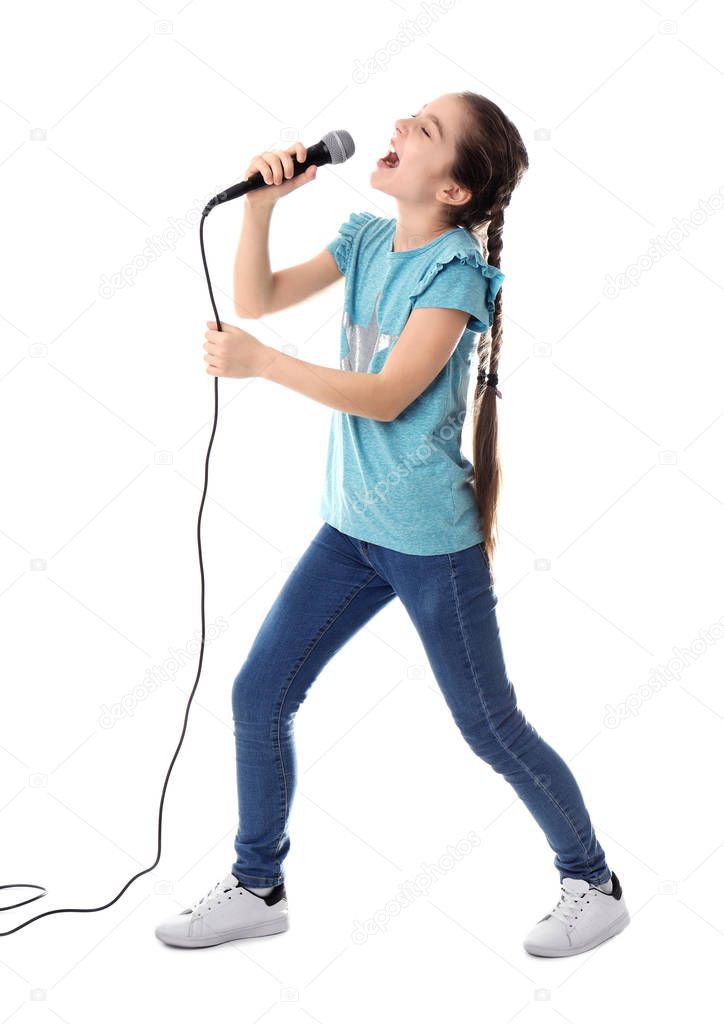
230, 523, 396, 888
369, 539, 611, 886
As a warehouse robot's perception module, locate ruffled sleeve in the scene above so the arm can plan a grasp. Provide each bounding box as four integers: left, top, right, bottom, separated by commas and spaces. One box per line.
325, 211, 376, 276
409, 248, 505, 334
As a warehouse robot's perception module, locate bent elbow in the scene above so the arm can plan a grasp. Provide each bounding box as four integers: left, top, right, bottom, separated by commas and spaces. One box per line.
234, 302, 264, 320
380, 403, 402, 422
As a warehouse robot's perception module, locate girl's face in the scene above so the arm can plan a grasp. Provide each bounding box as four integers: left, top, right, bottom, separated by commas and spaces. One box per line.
371, 93, 469, 208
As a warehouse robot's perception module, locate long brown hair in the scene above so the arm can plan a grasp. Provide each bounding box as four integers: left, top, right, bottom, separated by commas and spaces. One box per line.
441, 91, 529, 572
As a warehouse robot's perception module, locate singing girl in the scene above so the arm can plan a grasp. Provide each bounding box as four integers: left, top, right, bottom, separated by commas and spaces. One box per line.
155, 91, 630, 956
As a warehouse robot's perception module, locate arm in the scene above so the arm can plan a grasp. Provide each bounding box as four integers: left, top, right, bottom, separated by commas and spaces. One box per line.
233, 201, 275, 319
204, 307, 470, 421
258, 305, 470, 420
264, 248, 342, 314
233, 201, 342, 319
259, 351, 392, 421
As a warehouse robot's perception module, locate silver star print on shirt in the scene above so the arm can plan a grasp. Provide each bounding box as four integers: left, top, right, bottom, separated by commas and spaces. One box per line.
340, 294, 398, 373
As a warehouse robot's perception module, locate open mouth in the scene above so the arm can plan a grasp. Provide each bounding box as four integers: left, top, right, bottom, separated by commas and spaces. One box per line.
377, 144, 400, 170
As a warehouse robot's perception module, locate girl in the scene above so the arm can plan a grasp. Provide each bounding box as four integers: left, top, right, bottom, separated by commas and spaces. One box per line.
155, 91, 630, 956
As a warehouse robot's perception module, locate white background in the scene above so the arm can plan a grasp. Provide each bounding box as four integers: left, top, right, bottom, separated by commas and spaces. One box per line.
1, 0, 723, 1018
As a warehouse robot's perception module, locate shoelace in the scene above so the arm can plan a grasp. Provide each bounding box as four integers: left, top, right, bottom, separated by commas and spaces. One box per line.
548, 883, 590, 926
190, 879, 236, 917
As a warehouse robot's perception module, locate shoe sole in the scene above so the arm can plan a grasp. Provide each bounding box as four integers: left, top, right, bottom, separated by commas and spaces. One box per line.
156, 915, 289, 949
523, 909, 630, 958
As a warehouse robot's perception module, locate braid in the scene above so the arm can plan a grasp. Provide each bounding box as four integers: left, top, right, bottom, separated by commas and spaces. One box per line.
440, 91, 528, 571
474, 197, 506, 402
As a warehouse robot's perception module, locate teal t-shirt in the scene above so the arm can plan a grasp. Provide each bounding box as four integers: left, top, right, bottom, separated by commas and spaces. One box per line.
321, 211, 505, 556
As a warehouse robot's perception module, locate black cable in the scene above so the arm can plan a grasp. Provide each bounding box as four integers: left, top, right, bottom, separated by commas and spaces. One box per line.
0, 209, 222, 935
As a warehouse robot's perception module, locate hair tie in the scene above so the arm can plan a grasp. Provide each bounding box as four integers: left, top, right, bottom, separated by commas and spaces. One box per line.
476, 369, 502, 399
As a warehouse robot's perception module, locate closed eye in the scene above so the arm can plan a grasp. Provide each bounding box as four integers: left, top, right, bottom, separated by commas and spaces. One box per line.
409, 113, 431, 138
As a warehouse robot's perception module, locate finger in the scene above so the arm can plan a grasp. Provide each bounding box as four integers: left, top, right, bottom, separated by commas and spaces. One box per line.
247, 155, 273, 184
293, 141, 307, 164
262, 151, 285, 186
278, 150, 295, 179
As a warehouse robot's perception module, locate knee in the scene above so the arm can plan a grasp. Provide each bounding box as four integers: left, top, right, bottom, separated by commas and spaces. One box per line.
457, 702, 532, 768
231, 659, 278, 726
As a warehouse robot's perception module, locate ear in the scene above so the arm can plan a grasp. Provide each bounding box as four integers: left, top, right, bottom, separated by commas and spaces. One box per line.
438, 181, 472, 207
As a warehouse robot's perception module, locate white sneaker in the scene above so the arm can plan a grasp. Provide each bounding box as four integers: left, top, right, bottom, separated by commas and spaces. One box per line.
155, 872, 289, 949
523, 871, 630, 957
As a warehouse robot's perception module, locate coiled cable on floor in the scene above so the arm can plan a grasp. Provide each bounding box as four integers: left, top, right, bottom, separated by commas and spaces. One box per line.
0, 210, 222, 935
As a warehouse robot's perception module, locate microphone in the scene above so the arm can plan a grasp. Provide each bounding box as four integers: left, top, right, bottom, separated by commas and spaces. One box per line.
203, 130, 355, 215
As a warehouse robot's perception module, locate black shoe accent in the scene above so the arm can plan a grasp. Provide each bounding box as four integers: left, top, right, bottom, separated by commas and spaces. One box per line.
262, 882, 286, 907
609, 871, 623, 900
231, 874, 286, 906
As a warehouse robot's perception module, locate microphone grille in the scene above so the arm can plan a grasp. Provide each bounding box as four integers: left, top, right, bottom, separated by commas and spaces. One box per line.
323, 130, 355, 164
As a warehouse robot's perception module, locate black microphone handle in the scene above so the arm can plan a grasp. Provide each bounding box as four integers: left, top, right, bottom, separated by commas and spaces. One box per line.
203, 139, 332, 215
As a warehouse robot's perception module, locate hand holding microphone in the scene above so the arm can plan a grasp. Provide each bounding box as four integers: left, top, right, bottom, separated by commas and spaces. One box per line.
203, 130, 355, 215
243, 142, 318, 208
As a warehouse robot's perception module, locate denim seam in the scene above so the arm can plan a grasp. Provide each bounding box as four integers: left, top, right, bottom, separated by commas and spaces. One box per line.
446, 556, 596, 878
271, 569, 381, 872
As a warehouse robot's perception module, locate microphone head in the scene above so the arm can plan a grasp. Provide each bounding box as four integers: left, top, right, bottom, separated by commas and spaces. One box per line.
323, 130, 355, 164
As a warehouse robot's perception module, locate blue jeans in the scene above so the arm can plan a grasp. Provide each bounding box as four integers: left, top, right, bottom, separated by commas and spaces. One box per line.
230, 523, 612, 889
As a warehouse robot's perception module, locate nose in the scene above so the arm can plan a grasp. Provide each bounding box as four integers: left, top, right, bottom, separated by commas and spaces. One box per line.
393, 118, 409, 136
